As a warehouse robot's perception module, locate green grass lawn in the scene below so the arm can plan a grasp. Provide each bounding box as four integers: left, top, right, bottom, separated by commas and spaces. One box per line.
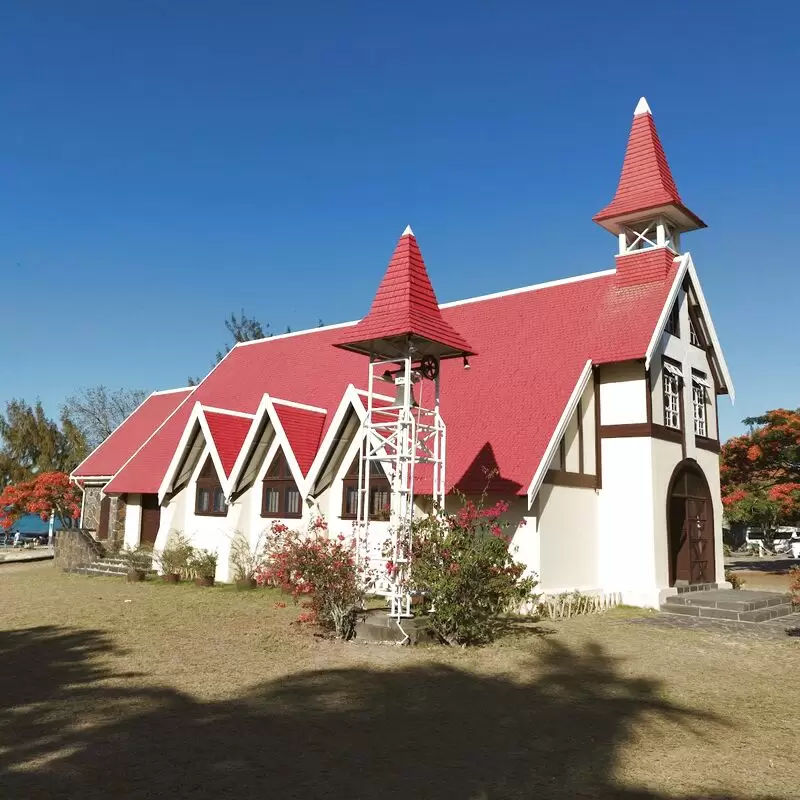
0, 562, 797, 799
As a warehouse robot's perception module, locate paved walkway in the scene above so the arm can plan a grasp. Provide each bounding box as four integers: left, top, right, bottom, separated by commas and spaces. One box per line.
0, 547, 54, 564
631, 610, 800, 642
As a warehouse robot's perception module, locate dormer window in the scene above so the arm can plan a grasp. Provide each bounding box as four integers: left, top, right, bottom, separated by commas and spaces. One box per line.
665, 302, 680, 337
341, 455, 391, 520
261, 449, 302, 519
662, 360, 682, 430
195, 455, 227, 516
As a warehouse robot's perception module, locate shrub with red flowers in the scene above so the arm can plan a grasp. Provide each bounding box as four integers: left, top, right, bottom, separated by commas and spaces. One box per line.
256, 518, 363, 640
409, 496, 538, 646
0, 472, 81, 531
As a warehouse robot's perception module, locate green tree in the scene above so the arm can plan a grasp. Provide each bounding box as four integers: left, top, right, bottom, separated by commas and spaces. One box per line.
188, 309, 269, 386
721, 408, 800, 536
0, 400, 88, 486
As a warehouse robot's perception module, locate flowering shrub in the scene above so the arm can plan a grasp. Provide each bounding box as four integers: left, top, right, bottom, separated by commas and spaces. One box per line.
409, 497, 538, 646
257, 518, 363, 640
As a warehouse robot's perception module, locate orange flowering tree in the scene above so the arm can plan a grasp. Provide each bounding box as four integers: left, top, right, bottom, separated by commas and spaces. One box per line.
0, 472, 82, 531
721, 409, 800, 535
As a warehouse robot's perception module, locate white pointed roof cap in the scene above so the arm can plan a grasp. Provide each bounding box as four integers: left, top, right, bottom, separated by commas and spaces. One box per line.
401, 224, 414, 237
634, 96, 652, 116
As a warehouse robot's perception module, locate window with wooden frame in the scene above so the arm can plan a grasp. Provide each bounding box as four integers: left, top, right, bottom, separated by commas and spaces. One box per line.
341, 455, 391, 520
261, 448, 302, 518
692, 371, 710, 437
195, 455, 227, 516
662, 360, 682, 430
665, 301, 680, 337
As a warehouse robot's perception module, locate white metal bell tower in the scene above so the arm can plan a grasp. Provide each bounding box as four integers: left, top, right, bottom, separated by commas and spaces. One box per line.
333, 225, 474, 619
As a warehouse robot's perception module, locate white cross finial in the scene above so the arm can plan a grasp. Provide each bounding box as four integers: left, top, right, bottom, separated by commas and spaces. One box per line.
634, 97, 652, 116
401, 224, 414, 237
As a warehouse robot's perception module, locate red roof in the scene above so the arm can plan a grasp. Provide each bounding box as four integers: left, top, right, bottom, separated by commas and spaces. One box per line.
73, 388, 191, 479
103, 257, 681, 497
594, 99, 704, 231
272, 402, 327, 476
203, 410, 253, 477
335, 228, 474, 359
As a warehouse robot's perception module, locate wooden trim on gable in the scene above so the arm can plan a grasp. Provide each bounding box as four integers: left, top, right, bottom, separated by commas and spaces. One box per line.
695, 436, 721, 454
593, 366, 602, 490
577, 399, 584, 474
644, 361, 653, 424
600, 422, 683, 445
600, 423, 651, 438
544, 469, 597, 489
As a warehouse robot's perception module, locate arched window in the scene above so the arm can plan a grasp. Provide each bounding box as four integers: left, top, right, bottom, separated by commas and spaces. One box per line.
195, 455, 227, 516
341, 455, 391, 520
262, 449, 302, 519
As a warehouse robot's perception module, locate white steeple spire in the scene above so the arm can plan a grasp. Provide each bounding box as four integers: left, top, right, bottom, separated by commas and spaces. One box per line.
634, 96, 652, 116
401, 224, 414, 237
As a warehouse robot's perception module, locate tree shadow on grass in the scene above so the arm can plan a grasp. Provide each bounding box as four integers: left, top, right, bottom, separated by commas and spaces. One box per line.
0, 626, 769, 799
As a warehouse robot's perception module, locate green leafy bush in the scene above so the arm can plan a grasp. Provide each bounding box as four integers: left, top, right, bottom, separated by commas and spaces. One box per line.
725, 569, 744, 590
409, 498, 537, 646
156, 531, 193, 577
120, 545, 153, 573
187, 548, 218, 580
229, 529, 268, 582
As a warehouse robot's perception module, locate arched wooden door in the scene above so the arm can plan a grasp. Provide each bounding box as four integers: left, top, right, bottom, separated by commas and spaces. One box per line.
667, 461, 715, 586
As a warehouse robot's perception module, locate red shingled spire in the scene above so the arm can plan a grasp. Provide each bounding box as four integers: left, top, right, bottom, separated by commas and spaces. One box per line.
594, 97, 705, 235
335, 226, 474, 359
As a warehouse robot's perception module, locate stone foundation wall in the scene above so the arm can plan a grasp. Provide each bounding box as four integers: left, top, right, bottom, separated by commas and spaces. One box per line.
54, 528, 105, 572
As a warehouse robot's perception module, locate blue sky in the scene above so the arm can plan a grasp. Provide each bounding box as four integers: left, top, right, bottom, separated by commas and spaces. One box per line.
0, 1, 797, 440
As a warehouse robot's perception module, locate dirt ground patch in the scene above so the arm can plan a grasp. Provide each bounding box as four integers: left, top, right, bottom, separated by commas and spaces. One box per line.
727, 555, 798, 592
1, 562, 797, 799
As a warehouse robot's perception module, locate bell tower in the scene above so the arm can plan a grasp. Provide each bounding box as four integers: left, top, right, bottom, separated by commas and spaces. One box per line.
335, 226, 474, 618
594, 97, 705, 282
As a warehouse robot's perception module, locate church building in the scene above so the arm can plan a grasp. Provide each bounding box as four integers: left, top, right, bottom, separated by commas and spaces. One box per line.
71, 98, 733, 608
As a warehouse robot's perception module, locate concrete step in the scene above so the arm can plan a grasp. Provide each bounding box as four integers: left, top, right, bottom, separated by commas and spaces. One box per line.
675, 582, 718, 594
661, 588, 795, 623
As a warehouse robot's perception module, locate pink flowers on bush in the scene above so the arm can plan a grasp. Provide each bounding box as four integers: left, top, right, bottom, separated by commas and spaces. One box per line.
256, 519, 363, 639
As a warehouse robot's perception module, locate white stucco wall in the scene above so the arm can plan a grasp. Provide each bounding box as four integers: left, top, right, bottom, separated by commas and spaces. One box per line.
536, 483, 599, 592
123, 494, 142, 549
598, 361, 646, 425
597, 437, 659, 606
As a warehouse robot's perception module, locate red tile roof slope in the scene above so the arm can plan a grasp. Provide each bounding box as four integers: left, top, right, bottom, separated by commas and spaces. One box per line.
273, 403, 327, 476
335, 229, 474, 358
104, 258, 681, 497
73, 388, 192, 479
203, 411, 253, 477
594, 103, 703, 229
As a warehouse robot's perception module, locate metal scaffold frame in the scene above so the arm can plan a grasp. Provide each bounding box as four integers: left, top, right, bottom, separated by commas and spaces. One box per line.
356, 356, 446, 618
